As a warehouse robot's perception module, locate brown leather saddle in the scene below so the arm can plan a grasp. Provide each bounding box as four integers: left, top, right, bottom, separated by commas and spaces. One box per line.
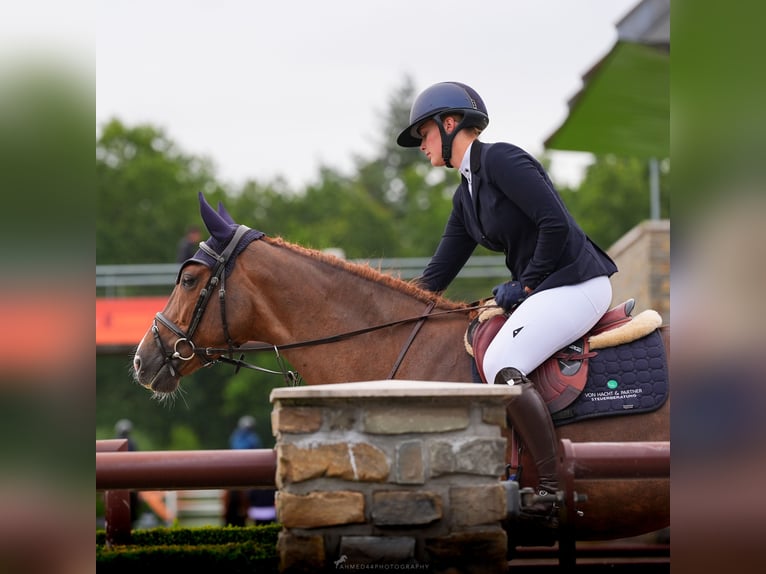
467, 298, 650, 413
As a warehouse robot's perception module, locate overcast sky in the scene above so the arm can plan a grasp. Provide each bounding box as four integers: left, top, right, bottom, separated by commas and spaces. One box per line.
96, 0, 638, 189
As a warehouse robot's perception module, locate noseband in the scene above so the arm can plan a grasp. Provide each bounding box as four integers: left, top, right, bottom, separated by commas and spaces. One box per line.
151, 225, 253, 378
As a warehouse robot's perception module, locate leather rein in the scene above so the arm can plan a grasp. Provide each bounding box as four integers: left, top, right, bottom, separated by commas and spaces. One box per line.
149, 225, 489, 386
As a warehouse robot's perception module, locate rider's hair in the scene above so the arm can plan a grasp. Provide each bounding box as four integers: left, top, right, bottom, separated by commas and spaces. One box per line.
441, 113, 483, 138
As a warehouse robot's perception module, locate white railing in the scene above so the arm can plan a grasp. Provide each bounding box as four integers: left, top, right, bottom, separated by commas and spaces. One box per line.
96, 256, 508, 294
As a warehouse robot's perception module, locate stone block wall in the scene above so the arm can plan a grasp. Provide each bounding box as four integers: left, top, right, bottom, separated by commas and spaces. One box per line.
608, 219, 670, 325
270, 380, 518, 573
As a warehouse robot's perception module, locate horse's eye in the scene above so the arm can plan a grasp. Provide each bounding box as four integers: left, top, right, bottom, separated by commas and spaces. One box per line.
180, 273, 197, 289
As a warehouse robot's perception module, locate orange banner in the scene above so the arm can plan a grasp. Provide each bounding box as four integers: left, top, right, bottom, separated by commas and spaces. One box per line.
96, 297, 168, 347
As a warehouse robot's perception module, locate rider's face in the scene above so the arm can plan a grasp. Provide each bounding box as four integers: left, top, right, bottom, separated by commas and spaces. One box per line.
418, 119, 447, 167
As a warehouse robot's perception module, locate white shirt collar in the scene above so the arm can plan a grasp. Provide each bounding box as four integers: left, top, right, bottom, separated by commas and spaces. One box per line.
459, 142, 474, 195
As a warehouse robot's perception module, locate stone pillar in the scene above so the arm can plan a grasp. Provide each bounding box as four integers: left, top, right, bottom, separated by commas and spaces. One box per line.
608, 219, 670, 324
270, 380, 517, 573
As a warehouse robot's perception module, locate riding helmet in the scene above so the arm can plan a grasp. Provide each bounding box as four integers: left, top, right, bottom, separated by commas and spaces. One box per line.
396, 81, 489, 148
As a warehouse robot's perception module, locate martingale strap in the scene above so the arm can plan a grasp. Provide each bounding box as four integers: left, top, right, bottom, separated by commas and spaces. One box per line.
388, 300, 436, 379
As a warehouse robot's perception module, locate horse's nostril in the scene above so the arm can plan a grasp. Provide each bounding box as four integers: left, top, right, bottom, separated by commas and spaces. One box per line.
133, 356, 141, 372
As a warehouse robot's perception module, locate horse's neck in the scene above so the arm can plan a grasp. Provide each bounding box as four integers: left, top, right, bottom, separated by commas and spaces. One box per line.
245, 241, 471, 384
249, 240, 423, 333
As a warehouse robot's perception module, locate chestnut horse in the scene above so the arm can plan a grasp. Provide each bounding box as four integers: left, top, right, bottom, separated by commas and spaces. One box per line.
133, 194, 669, 543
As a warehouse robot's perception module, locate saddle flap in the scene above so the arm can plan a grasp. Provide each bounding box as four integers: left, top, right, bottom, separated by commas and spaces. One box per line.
471, 313, 592, 412
471, 315, 506, 385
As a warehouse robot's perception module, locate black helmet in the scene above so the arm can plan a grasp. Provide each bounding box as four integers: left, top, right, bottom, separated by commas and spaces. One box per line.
397, 82, 489, 155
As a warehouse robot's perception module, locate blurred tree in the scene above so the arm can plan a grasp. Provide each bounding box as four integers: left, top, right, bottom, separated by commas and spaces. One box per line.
220, 360, 288, 450
231, 178, 297, 238
351, 77, 423, 212
294, 171, 397, 257
96, 118, 227, 264
168, 424, 201, 450
557, 155, 670, 248
96, 355, 235, 450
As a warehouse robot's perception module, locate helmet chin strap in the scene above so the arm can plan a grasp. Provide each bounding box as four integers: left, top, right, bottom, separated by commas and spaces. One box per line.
434, 113, 470, 168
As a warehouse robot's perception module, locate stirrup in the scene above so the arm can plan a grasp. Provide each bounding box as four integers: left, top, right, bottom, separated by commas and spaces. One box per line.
519, 486, 560, 527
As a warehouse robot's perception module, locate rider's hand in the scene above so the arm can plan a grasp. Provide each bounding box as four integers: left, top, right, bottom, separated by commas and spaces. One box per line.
492, 281, 527, 312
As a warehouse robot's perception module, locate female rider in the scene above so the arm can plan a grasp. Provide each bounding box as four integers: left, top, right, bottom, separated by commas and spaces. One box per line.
397, 81, 618, 523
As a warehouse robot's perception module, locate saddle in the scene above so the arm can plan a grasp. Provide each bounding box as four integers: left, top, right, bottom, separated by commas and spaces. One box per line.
465, 298, 664, 415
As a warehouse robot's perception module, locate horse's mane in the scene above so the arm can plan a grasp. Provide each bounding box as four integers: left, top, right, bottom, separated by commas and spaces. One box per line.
263, 236, 467, 311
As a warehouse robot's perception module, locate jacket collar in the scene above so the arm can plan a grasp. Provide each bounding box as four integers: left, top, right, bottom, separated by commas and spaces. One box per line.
468, 141, 485, 214
470, 140, 484, 173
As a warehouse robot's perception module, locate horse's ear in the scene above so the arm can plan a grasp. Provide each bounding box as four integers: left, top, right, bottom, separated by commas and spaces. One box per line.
198, 192, 232, 241
217, 201, 236, 225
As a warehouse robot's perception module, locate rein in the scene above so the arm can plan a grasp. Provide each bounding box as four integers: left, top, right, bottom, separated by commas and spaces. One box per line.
150, 223, 495, 386
209, 301, 489, 383
205, 304, 484, 354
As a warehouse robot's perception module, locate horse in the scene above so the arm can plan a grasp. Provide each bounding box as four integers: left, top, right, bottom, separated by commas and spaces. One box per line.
132, 193, 669, 545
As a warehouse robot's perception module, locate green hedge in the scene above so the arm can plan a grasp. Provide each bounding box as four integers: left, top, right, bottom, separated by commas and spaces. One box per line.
97, 524, 281, 573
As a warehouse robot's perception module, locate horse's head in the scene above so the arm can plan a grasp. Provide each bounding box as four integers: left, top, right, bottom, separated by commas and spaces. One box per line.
132, 193, 264, 396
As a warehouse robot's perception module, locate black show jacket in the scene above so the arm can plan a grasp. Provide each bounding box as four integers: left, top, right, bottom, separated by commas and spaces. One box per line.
420, 141, 618, 294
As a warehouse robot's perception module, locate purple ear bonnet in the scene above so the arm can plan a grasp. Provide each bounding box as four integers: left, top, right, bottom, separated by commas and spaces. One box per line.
177, 192, 264, 280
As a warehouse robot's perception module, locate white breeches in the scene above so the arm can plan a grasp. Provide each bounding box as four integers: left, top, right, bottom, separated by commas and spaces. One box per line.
482, 276, 613, 384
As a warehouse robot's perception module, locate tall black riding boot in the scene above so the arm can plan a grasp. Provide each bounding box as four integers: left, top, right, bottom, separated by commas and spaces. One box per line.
496, 367, 560, 521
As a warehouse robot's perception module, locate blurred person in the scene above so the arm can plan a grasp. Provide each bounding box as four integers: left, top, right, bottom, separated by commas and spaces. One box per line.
397, 82, 618, 525
229, 415, 262, 450
114, 419, 141, 524
224, 416, 276, 526
114, 418, 138, 452
176, 224, 202, 263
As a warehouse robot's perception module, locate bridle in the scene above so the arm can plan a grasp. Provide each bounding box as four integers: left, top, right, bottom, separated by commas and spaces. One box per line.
151, 225, 253, 381
149, 224, 493, 386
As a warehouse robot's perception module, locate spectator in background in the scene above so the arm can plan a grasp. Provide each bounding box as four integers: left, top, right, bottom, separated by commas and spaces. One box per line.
176, 224, 202, 263
115, 419, 138, 451
114, 419, 140, 524
229, 415, 262, 450
224, 416, 276, 526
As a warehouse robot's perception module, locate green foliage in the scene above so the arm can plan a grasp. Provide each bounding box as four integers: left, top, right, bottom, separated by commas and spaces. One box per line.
97, 525, 281, 573
557, 155, 670, 249
97, 523, 281, 546
168, 424, 201, 450
97, 118, 227, 264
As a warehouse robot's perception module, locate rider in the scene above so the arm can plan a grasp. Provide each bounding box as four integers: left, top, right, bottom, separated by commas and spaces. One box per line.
397, 81, 618, 523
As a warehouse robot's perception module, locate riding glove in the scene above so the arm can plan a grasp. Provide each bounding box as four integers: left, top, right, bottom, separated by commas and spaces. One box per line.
492, 280, 527, 312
